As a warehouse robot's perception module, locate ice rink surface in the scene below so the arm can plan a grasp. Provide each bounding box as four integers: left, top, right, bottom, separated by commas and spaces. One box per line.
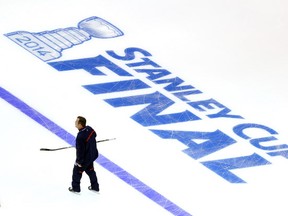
1, 0, 288, 215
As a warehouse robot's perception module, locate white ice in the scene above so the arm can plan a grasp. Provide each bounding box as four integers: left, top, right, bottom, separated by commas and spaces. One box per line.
1, 0, 288, 215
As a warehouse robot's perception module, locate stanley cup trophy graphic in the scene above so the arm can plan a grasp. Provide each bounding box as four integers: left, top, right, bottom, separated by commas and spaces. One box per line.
5, 16, 124, 62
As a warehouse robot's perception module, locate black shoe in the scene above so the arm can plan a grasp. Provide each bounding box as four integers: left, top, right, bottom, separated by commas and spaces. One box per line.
68, 187, 80, 193
88, 186, 99, 192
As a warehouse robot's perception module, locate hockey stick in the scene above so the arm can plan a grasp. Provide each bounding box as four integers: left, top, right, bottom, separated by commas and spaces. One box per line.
40, 138, 116, 151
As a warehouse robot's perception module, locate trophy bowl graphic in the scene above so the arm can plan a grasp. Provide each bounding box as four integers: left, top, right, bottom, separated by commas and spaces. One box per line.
78, 16, 123, 38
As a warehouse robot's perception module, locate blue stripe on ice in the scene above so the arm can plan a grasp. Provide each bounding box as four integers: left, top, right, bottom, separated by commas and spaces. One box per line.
0, 86, 192, 216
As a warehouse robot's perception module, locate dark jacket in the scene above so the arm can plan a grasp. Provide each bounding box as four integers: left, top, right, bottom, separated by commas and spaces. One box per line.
75, 126, 98, 166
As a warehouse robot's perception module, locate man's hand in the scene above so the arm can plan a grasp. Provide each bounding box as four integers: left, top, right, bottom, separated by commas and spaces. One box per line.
75, 162, 82, 167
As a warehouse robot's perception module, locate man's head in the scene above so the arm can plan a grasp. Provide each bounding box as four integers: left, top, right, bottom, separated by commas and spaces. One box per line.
75, 116, 86, 129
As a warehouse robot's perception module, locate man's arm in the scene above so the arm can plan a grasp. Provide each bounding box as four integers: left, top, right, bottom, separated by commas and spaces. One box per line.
76, 136, 86, 166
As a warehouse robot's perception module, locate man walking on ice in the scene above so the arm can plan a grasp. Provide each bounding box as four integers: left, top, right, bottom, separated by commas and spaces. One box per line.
69, 116, 99, 193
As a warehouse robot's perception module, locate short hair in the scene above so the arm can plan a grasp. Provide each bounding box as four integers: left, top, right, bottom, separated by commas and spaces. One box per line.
77, 116, 86, 127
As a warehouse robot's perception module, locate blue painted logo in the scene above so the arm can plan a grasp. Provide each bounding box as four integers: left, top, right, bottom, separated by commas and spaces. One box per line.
5, 16, 123, 61
4, 16, 288, 184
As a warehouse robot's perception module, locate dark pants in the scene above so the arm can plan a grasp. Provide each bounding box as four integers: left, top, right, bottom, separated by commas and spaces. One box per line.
71, 162, 99, 192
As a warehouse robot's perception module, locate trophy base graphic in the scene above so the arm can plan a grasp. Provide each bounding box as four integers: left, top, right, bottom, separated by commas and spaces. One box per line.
5, 31, 61, 61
